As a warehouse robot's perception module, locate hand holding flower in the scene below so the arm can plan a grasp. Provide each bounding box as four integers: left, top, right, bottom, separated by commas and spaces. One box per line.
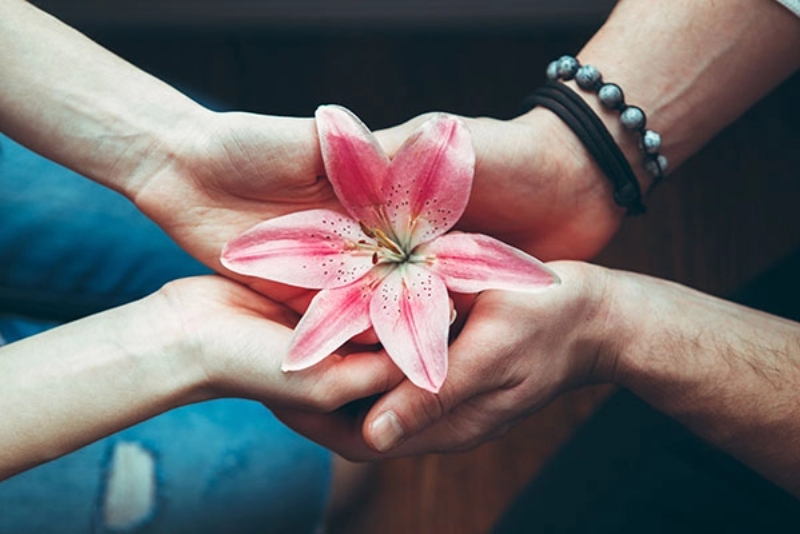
374, 109, 625, 261
221, 106, 559, 392
272, 261, 617, 459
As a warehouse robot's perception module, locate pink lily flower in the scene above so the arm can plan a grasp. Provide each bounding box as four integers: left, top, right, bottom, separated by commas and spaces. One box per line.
221, 105, 559, 392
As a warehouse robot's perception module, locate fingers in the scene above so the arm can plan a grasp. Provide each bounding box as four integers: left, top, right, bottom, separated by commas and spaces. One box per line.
361, 300, 509, 452
273, 406, 381, 461
296, 350, 405, 413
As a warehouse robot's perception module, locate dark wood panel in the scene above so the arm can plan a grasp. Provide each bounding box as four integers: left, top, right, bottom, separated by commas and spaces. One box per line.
34, 0, 615, 29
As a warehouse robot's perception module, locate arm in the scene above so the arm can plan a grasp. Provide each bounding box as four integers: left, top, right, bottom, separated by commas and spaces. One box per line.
277, 262, 800, 496
0, 276, 399, 480
0, 0, 331, 277
383, 263, 800, 497
375, 0, 800, 260
273, 0, 800, 476
0, 0, 203, 197
611, 270, 800, 496
557, 0, 800, 191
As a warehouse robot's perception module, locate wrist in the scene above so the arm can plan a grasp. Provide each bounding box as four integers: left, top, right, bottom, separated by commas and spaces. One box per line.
514, 103, 630, 218
511, 107, 625, 254
113, 100, 213, 202
599, 270, 707, 394
126, 289, 215, 408
0, 291, 211, 473
587, 267, 650, 386
560, 78, 657, 197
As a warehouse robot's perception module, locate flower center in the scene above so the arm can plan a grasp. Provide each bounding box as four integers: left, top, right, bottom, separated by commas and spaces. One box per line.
358, 220, 408, 264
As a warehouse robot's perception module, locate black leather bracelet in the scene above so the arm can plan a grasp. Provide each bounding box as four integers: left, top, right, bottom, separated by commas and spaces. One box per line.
522, 81, 646, 216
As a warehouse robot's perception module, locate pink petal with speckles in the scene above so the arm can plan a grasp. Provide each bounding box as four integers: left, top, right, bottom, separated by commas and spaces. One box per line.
384, 114, 474, 248
283, 278, 377, 371
415, 233, 560, 293
221, 209, 374, 289
316, 105, 390, 229
369, 264, 450, 393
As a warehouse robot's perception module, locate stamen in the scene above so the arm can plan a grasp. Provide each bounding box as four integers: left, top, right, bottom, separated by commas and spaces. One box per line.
373, 228, 404, 256
358, 220, 376, 238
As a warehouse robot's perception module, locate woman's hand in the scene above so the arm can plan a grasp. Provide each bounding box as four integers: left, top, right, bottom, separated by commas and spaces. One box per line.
153, 275, 401, 411
131, 111, 342, 309
0, 275, 401, 479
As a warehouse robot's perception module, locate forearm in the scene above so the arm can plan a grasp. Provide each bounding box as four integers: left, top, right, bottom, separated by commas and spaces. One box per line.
0, 0, 207, 197
0, 295, 206, 480
608, 270, 800, 496
522, 0, 800, 191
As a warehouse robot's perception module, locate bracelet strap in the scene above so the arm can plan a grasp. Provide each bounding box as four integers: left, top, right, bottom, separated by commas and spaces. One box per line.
548, 56, 668, 190
522, 81, 646, 216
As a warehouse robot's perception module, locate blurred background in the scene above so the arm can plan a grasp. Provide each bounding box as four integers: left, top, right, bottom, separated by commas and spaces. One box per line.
31, 1, 800, 532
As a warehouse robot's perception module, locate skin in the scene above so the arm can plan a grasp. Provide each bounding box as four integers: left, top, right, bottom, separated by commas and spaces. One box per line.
0, 0, 402, 486
0, 0, 337, 311
275, 0, 800, 498
3, 0, 800, 501
277, 261, 800, 497
0, 275, 401, 480
0, 0, 620, 476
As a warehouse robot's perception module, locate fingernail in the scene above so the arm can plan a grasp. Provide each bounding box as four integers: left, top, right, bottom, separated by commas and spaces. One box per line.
370, 411, 405, 452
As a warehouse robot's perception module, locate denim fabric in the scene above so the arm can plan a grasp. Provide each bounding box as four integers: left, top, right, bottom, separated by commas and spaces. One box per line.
0, 400, 331, 534
0, 135, 209, 323
0, 134, 331, 533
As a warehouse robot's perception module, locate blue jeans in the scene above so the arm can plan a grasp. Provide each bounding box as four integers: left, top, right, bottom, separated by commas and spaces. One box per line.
0, 135, 331, 533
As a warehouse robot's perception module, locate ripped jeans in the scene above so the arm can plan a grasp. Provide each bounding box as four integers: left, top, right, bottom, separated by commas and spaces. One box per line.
0, 135, 331, 533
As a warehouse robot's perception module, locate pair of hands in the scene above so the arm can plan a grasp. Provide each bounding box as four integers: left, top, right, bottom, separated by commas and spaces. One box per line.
134, 104, 624, 456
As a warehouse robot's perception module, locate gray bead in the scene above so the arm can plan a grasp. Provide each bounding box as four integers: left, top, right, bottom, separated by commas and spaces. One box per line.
620, 106, 646, 130
556, 55, 579, 80
575, 65, 602, 90
598, 83, 624, 109
644, 154, 668, 177
641, 130, 662, 154
546, 60, 559, 81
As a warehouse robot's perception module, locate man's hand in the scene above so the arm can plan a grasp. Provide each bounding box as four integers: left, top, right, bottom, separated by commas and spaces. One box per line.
375, 110, 625, 261
272, 261, 616, 460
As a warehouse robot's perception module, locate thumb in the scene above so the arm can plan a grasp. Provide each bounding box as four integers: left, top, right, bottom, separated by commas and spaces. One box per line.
363, 367, 476, 453
362, 381, 444, 453
361, 292, 511, 454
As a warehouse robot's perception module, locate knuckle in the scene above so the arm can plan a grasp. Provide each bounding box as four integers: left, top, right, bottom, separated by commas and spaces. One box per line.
304, 391, 339, 413
416, 393, 447, 427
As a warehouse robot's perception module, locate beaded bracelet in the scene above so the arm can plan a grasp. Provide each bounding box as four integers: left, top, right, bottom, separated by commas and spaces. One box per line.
522, 81, 646, 215
546, 55, 668, 189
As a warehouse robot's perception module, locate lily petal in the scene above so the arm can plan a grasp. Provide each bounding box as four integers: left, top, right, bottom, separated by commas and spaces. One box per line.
370, 264, 450, 393
415, 233, 560, 293
283, 280, 376, 371
221, 209, 374, 289
385, 113, 474, 248
316, 105, 390, 228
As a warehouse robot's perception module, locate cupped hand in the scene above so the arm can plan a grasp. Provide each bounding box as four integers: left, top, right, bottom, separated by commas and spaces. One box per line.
153, 275, 402, 412
133, 110, 340, 310
272, 261, 620, 459
375, 108, 624, 261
